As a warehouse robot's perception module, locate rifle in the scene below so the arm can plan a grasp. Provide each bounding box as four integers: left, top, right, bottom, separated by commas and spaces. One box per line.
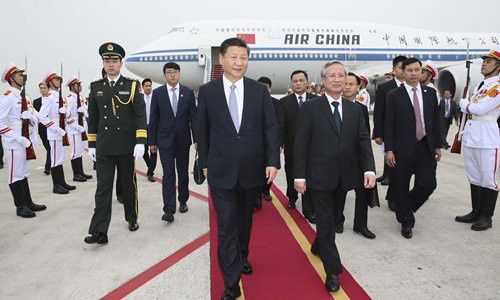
76, 82, 88, 141
59, 63, 69, 146
21, 56, 36, 160
450, 40, 472, 154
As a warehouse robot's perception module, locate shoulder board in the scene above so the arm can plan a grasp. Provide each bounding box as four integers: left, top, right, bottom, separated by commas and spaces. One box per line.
91, 78, 104, 84
124, 76, 139, 82
3, 91, 11, 96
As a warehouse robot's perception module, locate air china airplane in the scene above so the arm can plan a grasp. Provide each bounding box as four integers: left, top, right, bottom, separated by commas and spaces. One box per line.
125, 20, 499, 98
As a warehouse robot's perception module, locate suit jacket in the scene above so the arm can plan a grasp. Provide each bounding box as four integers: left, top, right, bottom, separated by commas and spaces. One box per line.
384, 84, 443, 158
373, 79, 398, 139
357, 101, 370, 134
196, 77, 280, 189
438, 98, 458, 125
149, 84, 197, 149
33, 97, 47, 139
294, 96, 375, 192
278, 92, 317, 155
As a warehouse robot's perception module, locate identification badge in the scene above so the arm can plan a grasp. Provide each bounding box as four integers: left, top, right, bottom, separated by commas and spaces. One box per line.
119, 91, 130, 95
97, 91, 104, 96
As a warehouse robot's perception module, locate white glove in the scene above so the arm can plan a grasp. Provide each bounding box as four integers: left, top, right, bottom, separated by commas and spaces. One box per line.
133, 144, 145, 161
14, 136, 31, 148
21, 111, 32, 120
88, 148, 96, 162
77, 106, 86, 113
59, 107, 68, 115
74, 125, 86, 133
56, 128, 66, 136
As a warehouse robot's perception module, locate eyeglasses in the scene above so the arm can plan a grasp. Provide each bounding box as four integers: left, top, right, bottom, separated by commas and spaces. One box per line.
323, 73, 345, 80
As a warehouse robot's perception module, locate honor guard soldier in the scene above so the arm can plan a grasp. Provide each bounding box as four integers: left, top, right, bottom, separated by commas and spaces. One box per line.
356, 73, 371, 111
456, 47, 500, 231
420, 60, 440, 102
84, 42, 147, 244
0, 63, 46, 217
39, 70, 76, 194
66, 77, 93, 182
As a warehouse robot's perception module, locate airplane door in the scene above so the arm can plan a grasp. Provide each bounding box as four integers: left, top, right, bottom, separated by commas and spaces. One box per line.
266, 22, 281, 39
198, 46, 211, 66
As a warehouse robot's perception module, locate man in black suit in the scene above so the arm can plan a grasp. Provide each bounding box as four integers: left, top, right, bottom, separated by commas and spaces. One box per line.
197, 38, 280, 300
372, 55, 407, 210
384, 58, 443, 239
256, 76, 280, 208
149, 62, 197, 222
278, 70, 316, 223
142, 78, 158, 182
32, 82, 51, 175
439, 90, 458, 149
294, 61, 376, 292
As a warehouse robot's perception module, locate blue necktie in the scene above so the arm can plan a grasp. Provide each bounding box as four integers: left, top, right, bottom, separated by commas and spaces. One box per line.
171, 87, 178, 117
331, 101, 341, 135
298, 95, 304, 108
228, 84, 239, 131
445, 100, 450, 118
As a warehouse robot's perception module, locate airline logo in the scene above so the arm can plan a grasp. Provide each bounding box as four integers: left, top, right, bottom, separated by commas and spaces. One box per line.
237, 33, 256, 44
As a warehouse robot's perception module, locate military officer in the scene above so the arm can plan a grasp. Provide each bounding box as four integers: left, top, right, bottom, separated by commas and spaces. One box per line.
356, 73, 371, 111
0, 63, 46, 217
456, 47, 500, 231
39, 70, 76, 194
84, 42, 147, 244
66, 77, 92, 182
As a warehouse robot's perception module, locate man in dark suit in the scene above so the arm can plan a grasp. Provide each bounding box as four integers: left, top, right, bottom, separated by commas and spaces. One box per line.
197, 38, 280, 300
372, 55, 407, 210
149, 62, 197, 222
278, 70, 316, 223
141, 78, 158, 182
384, 58, 443, 239
439, 89, 458, 149
33, 83, 51, 175
294, 61, 376, 292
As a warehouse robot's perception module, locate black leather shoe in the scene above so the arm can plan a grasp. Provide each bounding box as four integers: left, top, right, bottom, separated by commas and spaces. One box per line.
162, 212, 174, 222
376, 175, 386, 182
311, 242, 320, 256
354, 227, 376, 239
44, 170, 50, 175
220, 286, 241, 300
381, 177, 390, 186
84, 232, 108, 244
242, 262, 253, 275
147, 175, 155, 182
335, 224, 344, 234
287, 200, 296, 209
53, 185, 69, 194
304, 214, 316, 224
179, 202, 188, 213
455, 211, 479, 223
128, 221, 139, 231
81, 173, 93, 180
263, 193, 272, 201
388, 200, 395, 212
73, 174, 87, 182
117, 196, 123, 204
401, 227, 413, 239
16, 206, 36, 218
62, 182, 76, 191
471, 216, 492, 231
28, 203, 47, 212
325, 274, 340, 292
255, 198, 262, 209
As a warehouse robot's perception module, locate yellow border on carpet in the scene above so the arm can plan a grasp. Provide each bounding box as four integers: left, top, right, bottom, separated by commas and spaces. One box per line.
270, 192, 350, 300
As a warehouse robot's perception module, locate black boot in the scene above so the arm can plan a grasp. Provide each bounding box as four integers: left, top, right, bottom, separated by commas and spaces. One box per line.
9, 181, 35, 218
71, 159, 87, 182
79, 157, 93, 179
456, 184, 481, 223
21, 178, 46, 211
51, 166, 68, 194
59, 165, 76, 190
471, 188, 498, 231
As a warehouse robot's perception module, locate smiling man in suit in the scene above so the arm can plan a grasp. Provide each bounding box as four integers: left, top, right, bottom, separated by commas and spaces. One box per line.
384, 57, 443, 239
294, 61, 376, 292
149, 62, 197, 222
197, 37, 280, 300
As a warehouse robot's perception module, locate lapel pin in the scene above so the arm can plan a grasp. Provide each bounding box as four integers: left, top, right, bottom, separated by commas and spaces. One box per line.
180, 94, 183, 98
120, 82, 123, 85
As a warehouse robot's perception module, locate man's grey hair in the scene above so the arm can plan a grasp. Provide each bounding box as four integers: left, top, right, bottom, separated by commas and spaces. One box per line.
320, 60, 348, 77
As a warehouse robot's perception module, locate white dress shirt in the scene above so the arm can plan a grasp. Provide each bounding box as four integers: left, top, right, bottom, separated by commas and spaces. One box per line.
295, 92, 307, 106
222, 75, 244, 124
404, 83, 426, 136
167, 83, 180, 115
107, 75, 121, 85
444, 98, 451, 118
395, 77, 403, 87
144, 92, 152, 124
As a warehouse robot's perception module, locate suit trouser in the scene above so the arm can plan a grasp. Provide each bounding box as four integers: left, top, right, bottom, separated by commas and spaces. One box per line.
211, 184, 260, 288
262, 181, 272, 196
393, 138, 437, 228
441, 118, 452, 146
336, 187, 369, 230
40, 136, 51, 171
158, 144, 190, 214
284, 152, 314, 215
143, 144, 158, 176
310, 187, 345, 276
89, 153, 138, 235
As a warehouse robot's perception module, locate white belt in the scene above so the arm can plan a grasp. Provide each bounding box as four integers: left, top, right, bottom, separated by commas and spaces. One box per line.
468, 115, 498, 121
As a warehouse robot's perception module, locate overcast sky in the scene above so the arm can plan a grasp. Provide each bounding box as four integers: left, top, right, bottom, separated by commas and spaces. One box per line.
1, 0, 498, 96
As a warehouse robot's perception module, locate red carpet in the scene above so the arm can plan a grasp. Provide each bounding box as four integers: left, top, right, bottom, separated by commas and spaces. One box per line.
209, 185, 371, 300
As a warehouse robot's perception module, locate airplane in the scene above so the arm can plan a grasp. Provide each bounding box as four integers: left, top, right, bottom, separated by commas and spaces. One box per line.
125, 20, 499, 99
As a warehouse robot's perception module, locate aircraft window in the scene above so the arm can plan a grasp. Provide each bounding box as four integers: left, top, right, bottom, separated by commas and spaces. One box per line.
438, 55, 441, 59
336, 29, 339, 32
335, 54, 338, 58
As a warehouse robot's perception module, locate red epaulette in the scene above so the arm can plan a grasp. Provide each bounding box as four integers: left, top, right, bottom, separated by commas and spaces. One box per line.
3, 91, 11, 96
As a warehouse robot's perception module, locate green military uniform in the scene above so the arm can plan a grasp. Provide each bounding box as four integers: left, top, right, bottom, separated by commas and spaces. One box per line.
87, 43, 147, 235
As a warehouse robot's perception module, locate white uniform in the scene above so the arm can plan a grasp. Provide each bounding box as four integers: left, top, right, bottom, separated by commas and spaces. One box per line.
39, 89, 71, 168
356, 88, 371, 112
0, 87, 38, 184
459, 75, 500, 190
66, 91, 87, 160
426, 82, 441, 104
